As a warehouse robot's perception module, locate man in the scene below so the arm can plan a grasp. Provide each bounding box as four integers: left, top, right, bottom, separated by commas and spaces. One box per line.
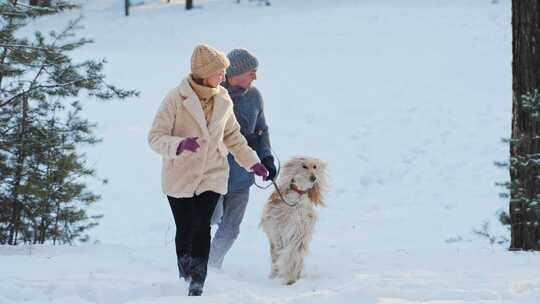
209, 49, 276, 269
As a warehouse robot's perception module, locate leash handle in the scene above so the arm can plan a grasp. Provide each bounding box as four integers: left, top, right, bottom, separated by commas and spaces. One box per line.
253, 147, 282, 190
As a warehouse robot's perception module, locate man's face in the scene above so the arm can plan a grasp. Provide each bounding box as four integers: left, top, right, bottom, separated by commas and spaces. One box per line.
230, 69, 257, 89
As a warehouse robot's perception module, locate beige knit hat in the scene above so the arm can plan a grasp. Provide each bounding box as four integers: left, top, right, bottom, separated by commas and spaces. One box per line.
191, 44, 230, 79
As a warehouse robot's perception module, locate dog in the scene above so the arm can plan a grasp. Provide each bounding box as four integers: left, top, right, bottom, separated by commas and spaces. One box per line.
260, 156, 327, 285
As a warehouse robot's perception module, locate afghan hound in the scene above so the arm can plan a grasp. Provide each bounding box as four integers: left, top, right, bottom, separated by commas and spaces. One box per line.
260, 156, 328, 285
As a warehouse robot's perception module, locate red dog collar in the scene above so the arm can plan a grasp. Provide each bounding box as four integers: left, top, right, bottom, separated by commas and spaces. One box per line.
290, 184, 308, 196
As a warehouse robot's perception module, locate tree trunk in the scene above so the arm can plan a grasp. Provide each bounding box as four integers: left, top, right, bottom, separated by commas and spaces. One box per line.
7, 97, 29, 245
124, 0, 129, 16
186, 0, 193, 10
52, 199, 60, 245
29, 0, 51, 6
510, 0, 540, 250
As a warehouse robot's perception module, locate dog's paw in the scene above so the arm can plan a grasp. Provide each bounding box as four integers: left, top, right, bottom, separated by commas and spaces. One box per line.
285, 278, 297, 285
268, 271, 278, 279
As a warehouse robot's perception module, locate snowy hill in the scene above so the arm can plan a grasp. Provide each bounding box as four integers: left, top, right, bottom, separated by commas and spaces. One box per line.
2, 0, 539, 303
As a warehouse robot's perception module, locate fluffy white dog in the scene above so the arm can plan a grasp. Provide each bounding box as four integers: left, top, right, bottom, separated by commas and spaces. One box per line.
260, 156, 327, 285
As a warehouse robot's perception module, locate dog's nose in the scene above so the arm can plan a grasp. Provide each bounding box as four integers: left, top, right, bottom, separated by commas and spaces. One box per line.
310, 175, 317, 182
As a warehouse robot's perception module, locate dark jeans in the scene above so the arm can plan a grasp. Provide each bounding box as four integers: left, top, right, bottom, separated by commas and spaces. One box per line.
167, 191, 220, 285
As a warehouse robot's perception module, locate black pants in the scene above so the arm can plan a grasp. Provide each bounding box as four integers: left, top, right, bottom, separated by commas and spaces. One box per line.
167, 191, 220, 262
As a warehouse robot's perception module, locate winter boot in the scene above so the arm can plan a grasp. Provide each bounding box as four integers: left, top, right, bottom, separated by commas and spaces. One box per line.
177, 255, 191, 282
188, 281, 203, 296
188, 257, 208, 296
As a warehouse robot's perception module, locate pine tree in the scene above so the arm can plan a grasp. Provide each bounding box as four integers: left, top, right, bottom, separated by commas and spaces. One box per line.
0, 0, 138, 245
509, 0, 540, 250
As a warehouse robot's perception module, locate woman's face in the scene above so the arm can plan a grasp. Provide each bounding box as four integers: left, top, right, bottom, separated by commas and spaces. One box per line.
203, 69, 226, 88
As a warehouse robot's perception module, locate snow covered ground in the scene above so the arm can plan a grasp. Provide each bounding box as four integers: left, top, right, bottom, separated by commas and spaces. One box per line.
2, 0, 539, 303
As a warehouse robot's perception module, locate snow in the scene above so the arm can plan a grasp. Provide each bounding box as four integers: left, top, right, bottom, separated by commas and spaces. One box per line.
2, 0, 539, 303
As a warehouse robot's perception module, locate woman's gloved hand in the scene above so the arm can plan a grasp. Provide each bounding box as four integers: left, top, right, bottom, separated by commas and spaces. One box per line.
176, 137, 200, 155
251, 163, 269, 180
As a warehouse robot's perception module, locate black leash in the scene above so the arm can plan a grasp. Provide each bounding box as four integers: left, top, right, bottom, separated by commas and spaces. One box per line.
253, 150, 299, 207
270, 180, 299, 207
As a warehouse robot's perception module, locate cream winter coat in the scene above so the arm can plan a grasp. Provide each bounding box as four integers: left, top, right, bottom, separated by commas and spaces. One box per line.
148, 77, 260, 198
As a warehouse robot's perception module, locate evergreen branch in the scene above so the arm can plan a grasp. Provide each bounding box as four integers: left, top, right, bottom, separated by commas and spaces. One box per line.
514, 158, 540, 166
0, 77, 99, 107
0, 43, 52, 51
0, 63, 45, 107
0, 0, 79, 17
0, 17, 93, 108
48, 176, 91, 200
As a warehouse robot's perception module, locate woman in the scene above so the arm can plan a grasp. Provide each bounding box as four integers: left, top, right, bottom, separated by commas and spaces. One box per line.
148, 44, 268, 296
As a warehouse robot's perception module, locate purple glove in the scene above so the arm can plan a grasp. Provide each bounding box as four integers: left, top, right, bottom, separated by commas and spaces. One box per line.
176, 137, 200, 155
251, 163, 269, 180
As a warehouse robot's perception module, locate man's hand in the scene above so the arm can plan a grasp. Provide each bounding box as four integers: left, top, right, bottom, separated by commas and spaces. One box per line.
262, 156, 277, 181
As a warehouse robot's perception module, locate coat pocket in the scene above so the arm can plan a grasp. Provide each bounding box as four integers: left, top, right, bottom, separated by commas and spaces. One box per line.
172, 149, 196, 169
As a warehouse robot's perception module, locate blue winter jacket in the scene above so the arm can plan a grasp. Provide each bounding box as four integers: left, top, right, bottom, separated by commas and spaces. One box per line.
224, 82, 272, 192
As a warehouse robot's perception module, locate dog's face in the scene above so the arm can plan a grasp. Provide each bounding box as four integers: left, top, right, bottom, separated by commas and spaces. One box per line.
280, 156, 327, 206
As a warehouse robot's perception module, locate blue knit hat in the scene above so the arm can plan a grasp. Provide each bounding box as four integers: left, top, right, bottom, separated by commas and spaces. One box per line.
226, 49, 259, 77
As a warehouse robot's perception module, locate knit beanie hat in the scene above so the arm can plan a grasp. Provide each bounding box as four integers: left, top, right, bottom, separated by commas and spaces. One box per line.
191, 44, 230, 79
226, 49, 259, 78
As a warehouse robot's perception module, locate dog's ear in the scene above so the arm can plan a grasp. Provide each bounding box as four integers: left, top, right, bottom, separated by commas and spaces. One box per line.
308, 183, 324, 207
